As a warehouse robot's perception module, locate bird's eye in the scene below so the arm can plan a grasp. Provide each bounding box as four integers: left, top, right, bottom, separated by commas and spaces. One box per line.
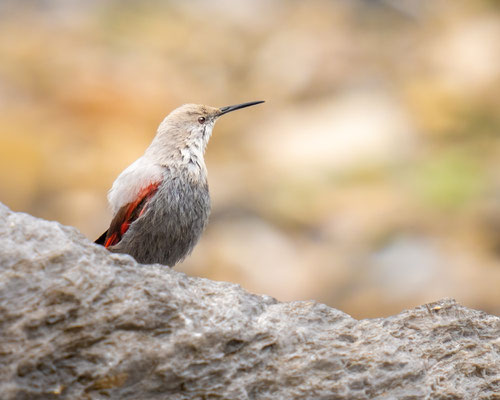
198, 116, 206, 124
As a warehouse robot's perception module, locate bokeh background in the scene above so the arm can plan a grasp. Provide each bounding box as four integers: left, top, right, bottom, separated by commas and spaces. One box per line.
1, 0, 499, 318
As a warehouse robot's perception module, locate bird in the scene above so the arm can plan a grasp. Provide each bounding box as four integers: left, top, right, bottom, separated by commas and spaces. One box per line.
95, 101, 265, 266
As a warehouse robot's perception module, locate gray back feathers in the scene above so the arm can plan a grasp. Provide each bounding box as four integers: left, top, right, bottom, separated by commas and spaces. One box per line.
111, 167, 210, 266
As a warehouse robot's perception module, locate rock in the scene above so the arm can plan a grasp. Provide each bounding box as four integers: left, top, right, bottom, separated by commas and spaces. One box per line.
0, 202, 498, 400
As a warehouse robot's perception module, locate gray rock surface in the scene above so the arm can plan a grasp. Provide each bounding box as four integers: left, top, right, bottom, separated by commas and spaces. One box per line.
0, 202, 499, 400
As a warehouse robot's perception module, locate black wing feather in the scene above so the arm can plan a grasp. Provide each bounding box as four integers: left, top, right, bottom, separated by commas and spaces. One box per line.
95, 230, 108, 245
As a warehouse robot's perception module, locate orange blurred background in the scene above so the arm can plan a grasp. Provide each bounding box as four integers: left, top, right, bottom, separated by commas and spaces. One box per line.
1, 0, 499, 318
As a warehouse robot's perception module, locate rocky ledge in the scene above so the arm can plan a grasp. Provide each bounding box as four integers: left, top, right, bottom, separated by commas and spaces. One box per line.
0, 203, 499, 399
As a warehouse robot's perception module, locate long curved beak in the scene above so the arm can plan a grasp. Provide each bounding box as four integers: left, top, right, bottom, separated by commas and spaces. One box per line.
218, 100, 265, 116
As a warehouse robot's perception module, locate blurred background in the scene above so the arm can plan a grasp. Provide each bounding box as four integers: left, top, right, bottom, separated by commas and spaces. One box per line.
1, 0, 499, 318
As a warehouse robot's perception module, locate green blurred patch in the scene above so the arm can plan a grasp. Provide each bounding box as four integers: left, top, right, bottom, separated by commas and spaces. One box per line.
453, 106, 500, 142
413, 153, 485, 211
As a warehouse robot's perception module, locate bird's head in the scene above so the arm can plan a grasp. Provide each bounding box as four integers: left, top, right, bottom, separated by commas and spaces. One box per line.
147, 101, 264, 164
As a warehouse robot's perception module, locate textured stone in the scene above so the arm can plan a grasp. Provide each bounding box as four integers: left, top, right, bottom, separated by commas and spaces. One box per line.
0, 203, 499, 400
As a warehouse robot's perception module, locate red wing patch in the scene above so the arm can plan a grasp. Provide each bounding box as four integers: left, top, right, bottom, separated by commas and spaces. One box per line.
103, 181, 160, 248
104, 232, 119, 248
